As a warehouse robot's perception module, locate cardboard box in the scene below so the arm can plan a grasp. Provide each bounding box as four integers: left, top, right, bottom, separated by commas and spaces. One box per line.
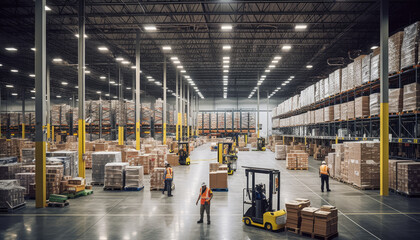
355, 96, 370, 118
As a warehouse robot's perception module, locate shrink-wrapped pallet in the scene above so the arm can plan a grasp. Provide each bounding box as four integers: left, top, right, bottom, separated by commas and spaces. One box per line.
233, 112, 240, 129
361, 54, 371, 84
369, 93, 380, 116
198, 113, 203, 129
347, 101, 355, 119
249, 112, 256, 129
275, 145, 287, 160
370, 48, 380, 81
203, 113, 210, 129
332, 144, 344, 179
340, 103, 347, 121
333, 69, 341, 95
218, 112, 225, 129
355, 96, 370, 118
150, 167, 165, 190
0, 163, 21, 180
341, 66, 348, 91
389, 31, 404, 74
401, 21, 420, 69
15, 173, 35, 195
324, 106, 334, 122
319, 79, 325, 101
396, 162, 420, 196
353, 55, 366, 87
241, 112, 248, 129
0, 180, 26, 210
403, 82, 420, 111
315, 108, 324, 124
104, 162, 128, 189
388, 159, 413, 191
125, 166, 144, 189
315, 81, 321, 102
91, 152, 122, 184
211, 113, 217, 129
389, 88, 403, 113
327, 153, 335, 178
347, 62, 354, 90
47, 151, 78, 178
324, 78, 330, 98
334, 104, 341, 121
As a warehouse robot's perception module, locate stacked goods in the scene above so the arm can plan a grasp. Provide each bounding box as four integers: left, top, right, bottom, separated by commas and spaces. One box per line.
315, 108, 324, 123
46, 165, 64, 198
285, 199, 311, 229
324, 78, 330, 98
141, 102, 152, 125
403, 82, 420, 111
197, 113, 203, 129
347, 101, 355, 119
123, 149, 139, 163
341, 146, 349, 183
125, 166, 144, 189
218, 112, 225, 129
139, 155, 150, 174
90, 100, 100, 125
209, 170, 228, 189
324, 106, 334, 122
361, 53, 371, 84
340, 103, 347, 120
0, 163, 21, 180
397, 162, 420, 195
401, 21, 420, 69
203, 113, 210, 129
369, 93, 380, 116
154, 99, 163, 125
355, 96, 370, 118
0, 180, 26, 210
234, 112, 240, 129
389, 31, 404, 74
347, 63, 355, 90
166, 153, 179, 166
21, 148, 35, 163
332, 144, 344, 179
226, 112, 232, 129
95, 142, 108, 151
149, 153, 158, 173
333, 69, 341, 95
92, 152, 122, 184
150, 167, 165, 190
126, 101, 135, 125
275, 145, 287, 160
334, 104, 341, 120
15, 173, 35, 195
249, 112, 256, 129
314, 205, 338, 237
301, 207, 319, 234
20, 165, 35, 173
104, 162, 129, 189
47, 151, 78, 177
388, 159, 413, 191
341, 66, 348, 91
327, 153, 335, 178
370, 48, 381, 81
211, 113, 217, 129
286, 152, 308, 169
84, 151, 93, 169
353, 55, 366, 87
346, 142, 380, 188
209, 163, 219, 172
389, 88, 403, 113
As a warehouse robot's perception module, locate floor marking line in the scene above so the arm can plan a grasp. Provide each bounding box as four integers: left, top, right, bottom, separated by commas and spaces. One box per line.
281, 166, 381, 240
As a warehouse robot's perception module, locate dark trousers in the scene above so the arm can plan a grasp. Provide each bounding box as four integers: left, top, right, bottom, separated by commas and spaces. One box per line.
321, 174, 330, 191
163, 179, 172, 196
200, 203, 211, 222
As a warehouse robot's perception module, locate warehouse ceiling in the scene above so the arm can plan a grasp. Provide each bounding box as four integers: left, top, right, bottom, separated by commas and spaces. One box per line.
0, 0, 420, 102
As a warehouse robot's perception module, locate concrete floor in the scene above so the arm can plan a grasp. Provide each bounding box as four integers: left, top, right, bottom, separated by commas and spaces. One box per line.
1, 143, 420, 240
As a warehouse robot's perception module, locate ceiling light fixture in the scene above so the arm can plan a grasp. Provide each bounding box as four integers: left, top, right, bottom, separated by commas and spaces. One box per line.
144, 26, 157, 31
371, 46, 378, 50
171, 57, 178, 60
274, 56, 282, 60
29, 74, 35, 77
75, 34, 88, 38
5, 47, 17, 51
52, 58, 62, 62
121, 61, 130, 65
222, 45, 231, 50
61, 82, 68, 85
295, 24, 308, 30
223, 56, 230, 60
177, 66, 183, 69
11, 93, 18, 96
223, 60, 229, 64
223, 65, 229, 68
100, 76, 106, 79
57, 95, 62, 98
98, 46, 108, 51
31, 48, 36, 51
223, 70, 229, 73
116, 57, 124, 61
180, 70, 186, 73
221, 24, 233, 31
10, 69, 18, 73
162, 46, 172, 51
110, 81, 116, 84
265, 70, 270, 72
173, 60, 180, 64
272, 60, 278, 64
6, 85, 13, 88
282, 45, 292, 51
269, 65, 275, 68
85, 70, 91, 74
45, 6, 52, 11
306, 65, 313, 69
131, 66, 136, 69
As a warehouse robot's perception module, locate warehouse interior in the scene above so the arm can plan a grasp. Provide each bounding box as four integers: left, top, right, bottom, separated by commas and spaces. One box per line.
1, 0, 420, 239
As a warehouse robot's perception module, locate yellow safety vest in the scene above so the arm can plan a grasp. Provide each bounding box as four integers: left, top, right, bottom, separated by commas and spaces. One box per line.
320, 165, 329, 175
165, 167, 173, 179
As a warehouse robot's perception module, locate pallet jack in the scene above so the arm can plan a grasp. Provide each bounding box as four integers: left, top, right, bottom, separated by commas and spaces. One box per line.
178, 141, 190, 165
242, 166, 286, 231
217, 142, 238, 175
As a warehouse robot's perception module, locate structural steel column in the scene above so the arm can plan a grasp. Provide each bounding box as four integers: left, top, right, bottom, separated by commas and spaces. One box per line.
22, 91, 25, 139
380, 0, 389, 196
180, 75, 183, 141
267, 92, 269, 139
35, 0, 46, 208
77, 0, 86, 178
163, 55, 167, 144
176, 70, 179, 141
257, 87, 260, 138
47, 65, 53, 142
135, 32, 141, 150
187, 84, 190, 139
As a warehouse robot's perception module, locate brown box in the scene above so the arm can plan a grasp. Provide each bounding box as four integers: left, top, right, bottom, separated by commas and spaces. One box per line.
334, 104, 341, 120
355, 96, 370, 118
167, 154, 179, 166
209, 163, 219, 172
370, 93, 380, 116
324, 106, 334, 122
389, 31, 404, 74
389, 88, 403, 113
95, 143, 108, 151
347, 101, 355, 119
403, 82, 420, 112
209, 172, 218, 189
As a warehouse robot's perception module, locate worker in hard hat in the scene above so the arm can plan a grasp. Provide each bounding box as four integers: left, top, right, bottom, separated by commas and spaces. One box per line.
196, 182, 213, 225
319, 161, 331, 192
162, 163, 173, 197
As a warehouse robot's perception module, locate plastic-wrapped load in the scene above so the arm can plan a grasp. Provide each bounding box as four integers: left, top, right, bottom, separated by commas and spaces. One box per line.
315, 81, 320, 102
125, 100, 135, 125
389, 88, 403, 113
334, 104, 341, 120
198, 113, 203, 129
327, 153, 335, 178
370, 93, 380, 116
347, 101, 355, 119
401, 21, 420, 69
275, 145, 287, 160
104, 162, 129, 189
340, 103, 347, 121
0, 180, 26, 210
324, 106, 334, 122
328, 73, 335, 95
15, 173, 35, 195
353, 55, 366, 87
389, 31, 404, 74
233, 112, 240, 129
341, 67, 348, 91
319, 79, 325, 100
272, 118, 279, 128
154, 98, 163, 125
150, 167, 165, 190
21, 148, 35, 163
141, 102, 152, 125
203, 113, 210, 129
355, 96, 370, 118
272, 108, 277, 118
226, 112, 232, 129
211, 113, 217, 129
370, 48, 381, 81
92, 152, 122, 184
125, 166, 144, 189
324, 78, 330, 98
0, 163, 21, 180
47, 151, 78, 177
315, 108, 324, 124
249, 112, 256, 129
403, 82, 420, 111
218, 112, 225, 129
361, 54, 371, 84
241, 112, 248, 129
333, 69, 341, 95
347, 63, 354, 90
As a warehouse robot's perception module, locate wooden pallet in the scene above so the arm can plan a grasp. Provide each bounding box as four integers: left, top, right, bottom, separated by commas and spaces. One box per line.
90, 182, 104, 186
124, 186, 144, 191
287, 167, 308, 170
286, 226, 300, 234
211, 188, 228, 192
0, 202, 26, 213
103, 186, 123, 191
47, 201, 69, 208
301, 231, 339, 240
352, 185, 379, 190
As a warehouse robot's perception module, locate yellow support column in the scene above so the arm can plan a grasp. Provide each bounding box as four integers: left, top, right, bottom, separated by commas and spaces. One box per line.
176, 113, 180, 141
35, 141, 46, 208
304, 136, 307, 145
187, 124, 190, 139
163, 123, 167, 145
180, 114, 183, 141
52, 126, 54, 143
335, 135, 338, 144
136, 122, 140, 150
380, 103, 389, 196
78, 119, 86, 178
22, 123, 25, 139
245, 135, 248, 144
282, 136, 285, 145
47, 123, 50, 140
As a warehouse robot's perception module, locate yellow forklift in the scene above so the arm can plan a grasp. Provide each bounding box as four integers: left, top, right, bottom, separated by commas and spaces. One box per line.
242, 166, 286, 231
217, 142, 238, 175
256, 137, 266, 151
178, 141, 191, 165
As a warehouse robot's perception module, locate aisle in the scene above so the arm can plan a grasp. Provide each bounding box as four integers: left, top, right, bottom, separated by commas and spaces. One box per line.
1, 144, 420, 240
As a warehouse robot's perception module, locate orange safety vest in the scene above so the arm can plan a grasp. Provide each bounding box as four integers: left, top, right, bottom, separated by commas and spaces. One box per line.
200, 187, 212, 205
165, 167, 173, 179
320, 165, 329, 175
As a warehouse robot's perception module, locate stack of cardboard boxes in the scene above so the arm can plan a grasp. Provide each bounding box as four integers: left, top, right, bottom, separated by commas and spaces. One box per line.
314, 206, 338, 237
355, 96, 370, 118
150, 167, 165, 190
125, 166, 144, 189
397, 162, 420, 195
301, 207, 319, 234
46, 165, 64, 198
389, 159, 413, 191
285, 198, 311, 229
389, 88, 403, 113
209, 163, 228, 190
92, 152, 122, 184
403, 82, 420, 112
286, 151, 309, 169
326, 153, 335, 178
0, 163, 21, 180
104, 162, 129, 189
332, 144, 344, 179
388, 31, 404, 74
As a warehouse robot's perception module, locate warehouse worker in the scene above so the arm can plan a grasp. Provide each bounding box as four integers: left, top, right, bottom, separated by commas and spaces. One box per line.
196, 182, 213, 225
162, 163, 173, 197
319, 161, 331, 192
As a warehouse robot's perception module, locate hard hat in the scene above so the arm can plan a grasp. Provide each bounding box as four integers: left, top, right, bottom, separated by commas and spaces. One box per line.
201, 182, 206, 186
322, 161, 326, 164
